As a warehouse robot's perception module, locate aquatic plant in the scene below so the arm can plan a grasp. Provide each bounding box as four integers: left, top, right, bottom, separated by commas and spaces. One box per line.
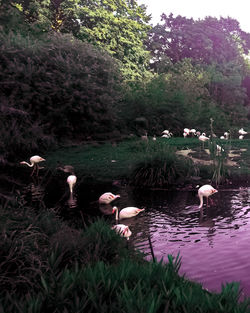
129, 141, 197, 187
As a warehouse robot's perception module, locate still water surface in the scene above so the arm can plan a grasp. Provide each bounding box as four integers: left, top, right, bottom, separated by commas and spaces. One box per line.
21, 177, 250, 298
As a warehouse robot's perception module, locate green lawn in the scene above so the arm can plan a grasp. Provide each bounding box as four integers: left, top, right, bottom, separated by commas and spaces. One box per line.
45, 137, 250, 184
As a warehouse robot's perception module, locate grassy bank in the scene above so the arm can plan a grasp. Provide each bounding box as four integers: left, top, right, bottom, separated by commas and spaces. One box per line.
45, 137, 250, 188
1, 201, 250, 312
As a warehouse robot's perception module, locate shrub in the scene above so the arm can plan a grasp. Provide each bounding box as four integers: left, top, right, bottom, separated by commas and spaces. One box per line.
129, 141, 197, 187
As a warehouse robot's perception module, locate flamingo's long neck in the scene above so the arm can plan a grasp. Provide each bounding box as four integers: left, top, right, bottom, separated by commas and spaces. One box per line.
69, 183, 73, 193
199, 195, 203, 208
115, 208, 119, 220
22, 161, 34, 168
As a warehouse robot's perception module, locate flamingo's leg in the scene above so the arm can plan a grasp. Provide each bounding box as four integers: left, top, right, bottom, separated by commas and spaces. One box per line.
31, 165, 36, 176
206, 197, 209, 207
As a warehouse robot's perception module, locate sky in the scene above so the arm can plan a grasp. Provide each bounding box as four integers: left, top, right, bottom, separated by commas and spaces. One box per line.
137, 0, 250, 33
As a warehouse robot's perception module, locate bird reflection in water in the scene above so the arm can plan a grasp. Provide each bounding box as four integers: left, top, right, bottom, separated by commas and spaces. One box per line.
199, 207, 216, 247
67, 193, 77, 208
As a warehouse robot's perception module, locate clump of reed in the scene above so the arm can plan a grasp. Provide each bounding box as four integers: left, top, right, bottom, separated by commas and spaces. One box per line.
208, 118, 229, 186
129, 140, 197, 187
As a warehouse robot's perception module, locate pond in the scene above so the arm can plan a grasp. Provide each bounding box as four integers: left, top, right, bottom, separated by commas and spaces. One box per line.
19, 174, 250, 298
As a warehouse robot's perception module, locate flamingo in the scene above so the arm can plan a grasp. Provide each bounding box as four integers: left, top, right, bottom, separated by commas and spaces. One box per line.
198, 184, 218, 208
99, 192, 120, 204
112, 224, 132, 240
162, 130, 170, 135
190, 129, 196, 136
67, 175, 77, 194
141, 132, 148, 141
216, 144, 224, 153
112, 206, 145, 220
239, 128, 247, 135
224, 132, 230, 139
198, 133, 209, 149
20, 155, 45, 176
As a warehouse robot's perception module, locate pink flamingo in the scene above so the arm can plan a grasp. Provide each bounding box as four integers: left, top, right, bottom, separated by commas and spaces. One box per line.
112, 206, 145, 220
112, 224, 132, 240
67, 175, 77, 194
99, 192, 120, 204
20, 155, 45, 176
198, 184, 218, 208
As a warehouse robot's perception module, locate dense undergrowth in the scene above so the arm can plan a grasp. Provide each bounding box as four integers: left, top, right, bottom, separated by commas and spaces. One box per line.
0, 201, 250, 312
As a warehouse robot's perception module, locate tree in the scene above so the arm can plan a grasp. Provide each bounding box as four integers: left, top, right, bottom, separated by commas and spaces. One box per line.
76, 0, 152, 81
146, 14, 250, 66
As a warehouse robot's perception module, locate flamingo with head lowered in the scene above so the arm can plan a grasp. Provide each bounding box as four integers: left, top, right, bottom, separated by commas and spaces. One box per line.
198, 184, 218, 208
20, 155, 45, 176
112, 224, 132, 240
112, 206, 145, 220
67, 175, 77, 194
99, 192, 120, 204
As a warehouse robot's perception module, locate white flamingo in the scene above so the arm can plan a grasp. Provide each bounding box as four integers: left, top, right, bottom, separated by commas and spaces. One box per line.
67, 175, 77, 194
112, 206, 145, 220
112, 224, 132, 240
141, 132, 148, 141
198, 133, 209, 149
239, 128, 247, 135
198, 184, 218, 208
190, 129, 196, 136
99, 192, 120, 204
162, 130, 170, 135
20, 155, 45, 176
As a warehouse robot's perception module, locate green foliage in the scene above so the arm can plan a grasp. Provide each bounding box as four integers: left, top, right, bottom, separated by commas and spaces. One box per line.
119, 59, 230, 135
129, 141, 198, 187
0, 99, 55, 163
0, 31, 122, 150
76, 0, 152, 81
147, 14, 250, 65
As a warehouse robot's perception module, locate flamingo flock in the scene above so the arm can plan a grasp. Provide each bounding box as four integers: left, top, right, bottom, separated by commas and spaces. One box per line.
23, 122, 250, 241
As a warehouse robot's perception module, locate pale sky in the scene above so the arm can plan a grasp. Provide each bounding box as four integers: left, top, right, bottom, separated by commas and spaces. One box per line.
138, 0, 250, 33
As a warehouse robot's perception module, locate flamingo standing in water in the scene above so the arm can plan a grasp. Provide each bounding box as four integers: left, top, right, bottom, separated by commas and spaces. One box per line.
67, 175, 77, 194
99, 192, 120, 204
112, 224, 132, 240
198, 184, 218, 208
20, 155, 45, 176
112, 206, 145, 220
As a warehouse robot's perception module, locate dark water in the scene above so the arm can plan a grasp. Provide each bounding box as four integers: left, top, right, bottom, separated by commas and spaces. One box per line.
19, 176, 250, 298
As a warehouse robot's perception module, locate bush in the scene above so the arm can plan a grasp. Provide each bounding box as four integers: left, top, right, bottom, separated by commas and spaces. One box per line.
129, 141, 198, 187
0, 31, 122, 149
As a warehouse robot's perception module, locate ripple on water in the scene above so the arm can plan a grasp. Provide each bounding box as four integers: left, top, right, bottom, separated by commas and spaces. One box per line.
19, 183, 250, 297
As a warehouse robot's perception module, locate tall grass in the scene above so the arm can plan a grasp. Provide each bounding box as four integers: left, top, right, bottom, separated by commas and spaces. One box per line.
129, 140, 198, 187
